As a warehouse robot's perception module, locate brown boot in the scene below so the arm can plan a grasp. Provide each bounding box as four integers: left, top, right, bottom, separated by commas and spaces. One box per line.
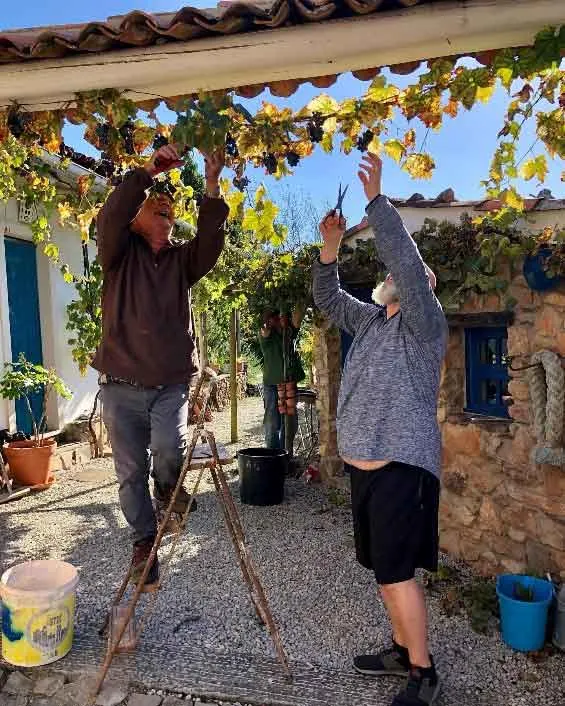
131, 538, 159, 591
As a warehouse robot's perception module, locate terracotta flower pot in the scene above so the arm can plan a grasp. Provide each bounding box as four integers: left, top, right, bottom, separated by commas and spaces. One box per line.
4, 438, 56, 487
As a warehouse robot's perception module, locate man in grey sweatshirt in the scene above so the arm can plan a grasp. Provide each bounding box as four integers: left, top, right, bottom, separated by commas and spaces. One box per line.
313, 154, 447, 706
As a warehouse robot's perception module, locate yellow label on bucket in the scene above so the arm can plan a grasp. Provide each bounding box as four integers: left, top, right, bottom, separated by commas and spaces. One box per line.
1, 594, 76, 667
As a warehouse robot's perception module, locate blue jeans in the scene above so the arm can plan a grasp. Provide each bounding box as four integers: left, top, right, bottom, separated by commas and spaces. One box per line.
263, 384, 298, 454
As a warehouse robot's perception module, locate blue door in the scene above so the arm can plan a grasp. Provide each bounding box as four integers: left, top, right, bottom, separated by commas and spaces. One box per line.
4, 238, 44, 435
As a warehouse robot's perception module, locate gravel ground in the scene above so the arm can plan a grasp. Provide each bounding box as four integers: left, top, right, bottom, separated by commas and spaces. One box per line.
1, 396, 564, 706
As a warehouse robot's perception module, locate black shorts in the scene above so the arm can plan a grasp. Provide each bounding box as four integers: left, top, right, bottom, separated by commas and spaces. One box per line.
348, 461, 440, 585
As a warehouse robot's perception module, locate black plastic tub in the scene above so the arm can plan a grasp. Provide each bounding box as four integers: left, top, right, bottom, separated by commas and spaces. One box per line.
238, 447, 288, 506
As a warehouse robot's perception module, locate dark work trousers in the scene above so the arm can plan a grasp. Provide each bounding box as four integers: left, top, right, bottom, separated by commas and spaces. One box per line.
101, 382, 189, 543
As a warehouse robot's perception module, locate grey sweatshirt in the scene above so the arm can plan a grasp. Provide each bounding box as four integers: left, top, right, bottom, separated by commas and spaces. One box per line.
313, 195, 448, 479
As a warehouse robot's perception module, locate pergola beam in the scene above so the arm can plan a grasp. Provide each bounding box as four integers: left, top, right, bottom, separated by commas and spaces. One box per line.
0, 0, 563, 111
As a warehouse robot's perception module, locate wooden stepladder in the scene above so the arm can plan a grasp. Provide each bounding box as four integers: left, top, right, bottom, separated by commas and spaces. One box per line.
91, 368, 291, 703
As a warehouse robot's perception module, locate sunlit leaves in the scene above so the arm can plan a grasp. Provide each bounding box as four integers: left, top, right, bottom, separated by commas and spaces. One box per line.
519, 155, 549, 182
384, 139, 405, 163
402, 154, 435, 180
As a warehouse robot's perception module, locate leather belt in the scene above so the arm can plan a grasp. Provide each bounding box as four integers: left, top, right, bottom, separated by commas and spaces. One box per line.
98, 373, 165, 390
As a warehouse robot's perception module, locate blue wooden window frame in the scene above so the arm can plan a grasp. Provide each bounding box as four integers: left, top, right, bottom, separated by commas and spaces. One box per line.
465, 327, 509, 418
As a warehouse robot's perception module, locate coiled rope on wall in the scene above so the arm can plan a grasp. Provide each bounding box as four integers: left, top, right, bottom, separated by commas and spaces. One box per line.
528, 349, 565, 465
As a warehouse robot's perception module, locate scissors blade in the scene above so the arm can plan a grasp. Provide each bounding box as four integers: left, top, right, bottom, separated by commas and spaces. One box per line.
336, 184, 349, 213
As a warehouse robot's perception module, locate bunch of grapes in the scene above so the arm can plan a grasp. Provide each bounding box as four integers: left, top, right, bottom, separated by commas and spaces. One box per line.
233, 175, 250, 191
307, 112, 325, 143
119, 120, 135, 155
96, 158, 115, 179
152, 133, 169, 150
95, 123, 111, 150
58, 142, 97, 172
7, 109, 31, 139
286, 151, 300, 167
263, 153, 278, 175
225, 133, 239, 159
356, 129, 374, 152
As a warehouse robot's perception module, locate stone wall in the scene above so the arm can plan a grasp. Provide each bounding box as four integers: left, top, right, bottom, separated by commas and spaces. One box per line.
440, 272, 565, 579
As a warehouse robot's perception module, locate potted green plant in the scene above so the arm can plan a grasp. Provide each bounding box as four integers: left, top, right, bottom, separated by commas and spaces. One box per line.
0, 354, 71, 487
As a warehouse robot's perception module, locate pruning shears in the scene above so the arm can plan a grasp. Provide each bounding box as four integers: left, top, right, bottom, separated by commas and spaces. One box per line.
333, 183, 349, 219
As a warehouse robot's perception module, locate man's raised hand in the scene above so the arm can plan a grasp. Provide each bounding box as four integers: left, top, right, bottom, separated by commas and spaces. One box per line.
201, 148, 225, 198
358, 153, 382, 203
319, 211, 347, 264
144, 145, 184, 177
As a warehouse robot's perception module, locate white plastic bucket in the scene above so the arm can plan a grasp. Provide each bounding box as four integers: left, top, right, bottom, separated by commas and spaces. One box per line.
1, 560, 78, 666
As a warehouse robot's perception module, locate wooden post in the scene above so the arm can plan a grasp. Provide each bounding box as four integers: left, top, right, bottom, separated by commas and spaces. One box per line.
199, 311, 208, 369
282, 324, 293, 456
230, 307, 238, 443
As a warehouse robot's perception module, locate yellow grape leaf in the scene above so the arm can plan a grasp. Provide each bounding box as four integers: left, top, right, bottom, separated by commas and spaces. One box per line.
323, 116, 338, 135
43, 242, 59, 262
274, 159, 291, 179
341, 136, 355, 154
367, 75, 400, 103
384, 139, 405, 163
279, 253, 293, 266
254, 184, 266, 204
476, 84, 495, 104
57, 201, 73, 225
225, 189, 245, 220
169, 169, 181, 185
500, 187, 524, 210
367, 136, 382, 155
242, 208, 259, 232
321, 132, 334, 154
306, 94, 339, 116
497, 67, 514, 90
519, 155, 548, 182
402, 154, 435, 180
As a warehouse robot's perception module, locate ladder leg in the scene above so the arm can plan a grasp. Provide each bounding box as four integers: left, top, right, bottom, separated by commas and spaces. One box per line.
206, 432, 292, 678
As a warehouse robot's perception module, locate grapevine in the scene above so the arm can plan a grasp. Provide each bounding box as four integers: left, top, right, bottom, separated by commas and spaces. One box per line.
0, 24, 561, 370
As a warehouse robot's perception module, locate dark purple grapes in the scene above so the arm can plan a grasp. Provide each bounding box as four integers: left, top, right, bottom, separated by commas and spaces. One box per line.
152, 133, 169, 150
356, 129, 374, 152
263, 153, 278, 175
286, 151, 300, 167
119, 120, 135, 155
233, 175, 250, 191
307, 112, 325, 143
7, 110, 30, 138
225, 133, 239, 158
95, 123, 111, 150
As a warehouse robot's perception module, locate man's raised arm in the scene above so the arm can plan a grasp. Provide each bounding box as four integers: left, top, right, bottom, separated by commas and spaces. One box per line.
359, 154, 446, 341
96, 144, 182, 272
312, 212, 377, 337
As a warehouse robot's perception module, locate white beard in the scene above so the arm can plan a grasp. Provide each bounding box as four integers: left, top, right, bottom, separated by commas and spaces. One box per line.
372, 280, 399, 306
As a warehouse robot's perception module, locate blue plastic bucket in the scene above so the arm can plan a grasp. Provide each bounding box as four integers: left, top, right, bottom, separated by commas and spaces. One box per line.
496, 574, 553, 652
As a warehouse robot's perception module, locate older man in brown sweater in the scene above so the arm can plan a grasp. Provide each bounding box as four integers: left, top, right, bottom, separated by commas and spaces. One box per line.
93, 144, 228, 589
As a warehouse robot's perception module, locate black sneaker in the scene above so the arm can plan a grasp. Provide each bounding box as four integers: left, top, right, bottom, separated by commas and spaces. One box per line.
354, 641, 411, 677
391, 663, 441, 706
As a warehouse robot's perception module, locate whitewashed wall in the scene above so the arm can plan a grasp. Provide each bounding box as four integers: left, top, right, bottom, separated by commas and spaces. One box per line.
345, 205, 565, 244
0, 198, 98, 432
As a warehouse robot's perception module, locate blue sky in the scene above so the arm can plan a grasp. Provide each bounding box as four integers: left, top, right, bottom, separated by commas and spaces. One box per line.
2, 1, 563, 226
